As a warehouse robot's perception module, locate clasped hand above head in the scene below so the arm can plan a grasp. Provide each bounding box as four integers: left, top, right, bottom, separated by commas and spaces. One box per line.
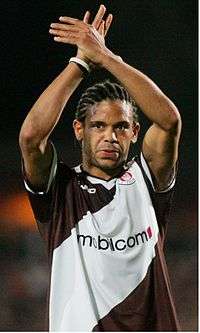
49, 4, 113, 65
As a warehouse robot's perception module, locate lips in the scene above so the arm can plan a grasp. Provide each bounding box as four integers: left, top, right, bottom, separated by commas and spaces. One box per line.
97, 149, 119, 159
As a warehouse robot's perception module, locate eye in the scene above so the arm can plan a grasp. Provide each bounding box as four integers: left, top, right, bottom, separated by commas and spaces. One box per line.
116, 124, 127, 131
95, 124, 104, 129
117, 125, 125, 130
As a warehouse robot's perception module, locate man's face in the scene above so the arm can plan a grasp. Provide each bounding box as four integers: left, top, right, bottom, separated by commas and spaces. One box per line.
73, 99, 140, 179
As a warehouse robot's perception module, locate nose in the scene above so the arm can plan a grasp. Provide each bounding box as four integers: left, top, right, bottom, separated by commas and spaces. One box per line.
104, 127, 118, 143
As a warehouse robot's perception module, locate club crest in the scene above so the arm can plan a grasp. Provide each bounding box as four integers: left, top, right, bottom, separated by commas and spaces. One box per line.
118, 171, 136, 185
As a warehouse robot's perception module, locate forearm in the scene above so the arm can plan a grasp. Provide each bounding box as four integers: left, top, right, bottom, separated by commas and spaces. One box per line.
102, 52, 180, 130
19, 62, 83, 149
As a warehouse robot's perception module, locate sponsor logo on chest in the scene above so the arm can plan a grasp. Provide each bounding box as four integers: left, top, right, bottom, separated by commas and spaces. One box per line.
77, 226, 153, 252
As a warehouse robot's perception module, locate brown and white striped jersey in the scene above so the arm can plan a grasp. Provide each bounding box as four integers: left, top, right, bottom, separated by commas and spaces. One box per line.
23, 145, 180, 331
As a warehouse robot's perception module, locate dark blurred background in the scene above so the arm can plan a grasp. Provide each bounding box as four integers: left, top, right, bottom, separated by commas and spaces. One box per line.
0, 0, 198, 331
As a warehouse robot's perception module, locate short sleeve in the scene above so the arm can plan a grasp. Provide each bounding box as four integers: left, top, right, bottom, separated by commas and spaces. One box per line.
21, 143, 59, 227
136, 153, 178, 242
140, 152, 176, 193
21, 143, 73, 223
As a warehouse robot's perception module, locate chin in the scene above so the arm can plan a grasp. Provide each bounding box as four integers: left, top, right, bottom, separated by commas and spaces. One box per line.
96, 158, 124, 171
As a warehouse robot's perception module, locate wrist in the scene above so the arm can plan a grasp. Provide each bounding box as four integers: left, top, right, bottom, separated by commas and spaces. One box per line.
75, 53, 89, 64
76, 53, 96, 72
76, 51, 95, 68
100, 49, 123, 69
69, 57, 91, 77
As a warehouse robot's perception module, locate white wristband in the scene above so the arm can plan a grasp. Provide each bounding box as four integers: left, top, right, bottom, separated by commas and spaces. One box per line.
69, 57, 91, 73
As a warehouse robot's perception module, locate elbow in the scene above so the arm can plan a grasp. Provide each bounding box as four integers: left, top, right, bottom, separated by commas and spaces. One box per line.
164, 105, 182, 134
19, 127, 41, 152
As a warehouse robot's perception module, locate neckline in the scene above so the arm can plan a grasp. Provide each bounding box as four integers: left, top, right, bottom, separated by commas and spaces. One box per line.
79, 164, 126, 182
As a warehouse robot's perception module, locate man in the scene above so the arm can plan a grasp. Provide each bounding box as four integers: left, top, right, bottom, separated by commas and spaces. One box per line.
19, 4, 182, 332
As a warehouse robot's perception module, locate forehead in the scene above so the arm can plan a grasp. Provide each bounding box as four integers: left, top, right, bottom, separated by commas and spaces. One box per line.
86, 99, 133, 123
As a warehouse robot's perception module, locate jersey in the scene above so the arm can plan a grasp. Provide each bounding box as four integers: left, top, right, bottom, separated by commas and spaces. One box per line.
23, 145, 180, 331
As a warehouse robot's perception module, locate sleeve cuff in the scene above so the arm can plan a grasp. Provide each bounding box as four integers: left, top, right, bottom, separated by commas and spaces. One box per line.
24, 143, 57, 195
140, 152, 176, 193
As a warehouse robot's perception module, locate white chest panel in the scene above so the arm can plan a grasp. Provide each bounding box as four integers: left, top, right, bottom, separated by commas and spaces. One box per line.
49, 162, 159, 331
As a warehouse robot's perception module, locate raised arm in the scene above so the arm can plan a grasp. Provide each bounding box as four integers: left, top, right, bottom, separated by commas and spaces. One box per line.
102, 57, 182, 190
51, 13, 181, 190
19, 5, 113, 191
103, 57, 182, 190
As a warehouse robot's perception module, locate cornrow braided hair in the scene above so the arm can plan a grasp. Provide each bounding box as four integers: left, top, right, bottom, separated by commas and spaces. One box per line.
75, 80, 138, 123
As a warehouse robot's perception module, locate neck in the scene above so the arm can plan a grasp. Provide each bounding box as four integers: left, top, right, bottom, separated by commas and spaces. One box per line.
82, 162, 123, 180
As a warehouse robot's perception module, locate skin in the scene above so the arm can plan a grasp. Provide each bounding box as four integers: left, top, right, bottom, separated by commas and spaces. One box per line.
73, 99, 140, 180
19, 4, 181, 192
19, 5, 112, 189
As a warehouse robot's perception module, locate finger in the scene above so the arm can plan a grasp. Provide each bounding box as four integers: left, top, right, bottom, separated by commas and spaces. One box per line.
50, 23, 81, 32
59, 16, 78, 24
105, 14, 113, 36
83, 10, 90, 24
99, 20, 105, 36
92, 4, 106, 30
59, 16, 86, 29
53, 36, 77, 45
49, 29, 78, 38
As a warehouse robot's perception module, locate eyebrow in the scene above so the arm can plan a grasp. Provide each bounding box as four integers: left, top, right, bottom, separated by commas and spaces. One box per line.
89, 120, 131, 127
89, 121, 106, 125
114, 121, 131, 128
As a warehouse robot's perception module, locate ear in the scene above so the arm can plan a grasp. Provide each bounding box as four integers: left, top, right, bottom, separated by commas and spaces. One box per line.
131, 122, 140, 143
73, 119, 84, 141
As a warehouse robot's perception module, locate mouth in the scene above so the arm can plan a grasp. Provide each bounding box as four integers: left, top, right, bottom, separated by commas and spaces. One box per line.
97, 149, 120, 160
